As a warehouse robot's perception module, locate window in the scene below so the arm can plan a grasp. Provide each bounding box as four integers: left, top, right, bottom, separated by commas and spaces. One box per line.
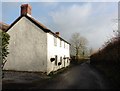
60, 57, 62, 63
55, 55, 57, 65
66, 44, 69, 49
54, 37, 57, 46
65, 43, 66, 48
60, 40, 62, 47
64, 42, 65, 48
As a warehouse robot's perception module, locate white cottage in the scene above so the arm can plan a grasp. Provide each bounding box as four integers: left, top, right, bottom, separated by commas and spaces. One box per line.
4, 4, 70, 74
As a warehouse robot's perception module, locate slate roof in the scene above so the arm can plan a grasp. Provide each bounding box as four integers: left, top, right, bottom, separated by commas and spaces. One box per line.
6, 15, 70, 44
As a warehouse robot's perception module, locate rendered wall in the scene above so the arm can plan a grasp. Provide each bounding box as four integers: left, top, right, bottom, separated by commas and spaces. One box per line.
4, 17, 47, 72
47, 33, 70, 74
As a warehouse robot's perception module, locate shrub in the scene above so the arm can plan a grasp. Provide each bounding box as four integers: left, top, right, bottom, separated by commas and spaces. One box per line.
0, 30, 10, 69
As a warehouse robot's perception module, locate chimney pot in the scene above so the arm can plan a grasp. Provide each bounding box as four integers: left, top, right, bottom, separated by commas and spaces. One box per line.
21, 4, 32, 16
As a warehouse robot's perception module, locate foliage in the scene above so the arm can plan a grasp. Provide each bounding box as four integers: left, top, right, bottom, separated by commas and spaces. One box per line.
0, 30, 10, 69
90, 30, 120, 65
90, 30, 120, 88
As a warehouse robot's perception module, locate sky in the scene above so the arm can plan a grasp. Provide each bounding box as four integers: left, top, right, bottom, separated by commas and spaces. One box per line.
1, 0, 118, 51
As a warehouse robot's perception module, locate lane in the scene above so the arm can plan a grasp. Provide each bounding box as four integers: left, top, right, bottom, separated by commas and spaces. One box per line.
45, 62, 111, 89
3, 62, 112, 90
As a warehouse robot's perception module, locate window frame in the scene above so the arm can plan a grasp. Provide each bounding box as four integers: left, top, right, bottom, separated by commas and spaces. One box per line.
54, 36, 57, 46
64, 42, 65, 48
60, 40, 62, 47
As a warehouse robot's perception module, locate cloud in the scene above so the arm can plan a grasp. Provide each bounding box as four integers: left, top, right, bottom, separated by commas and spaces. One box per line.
50, 3, 92, 37
40, 2, 59, 7
1, 0, 30, 2
36, 0, 58, 2
1, 0, 119, 2
50, 2, 118, 50
1, 2, 117, 50
51, 3, 92, 29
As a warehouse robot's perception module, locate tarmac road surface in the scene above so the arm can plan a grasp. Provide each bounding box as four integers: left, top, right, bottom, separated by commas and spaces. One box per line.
44, 62, 112, 89
3, 62, 112, 90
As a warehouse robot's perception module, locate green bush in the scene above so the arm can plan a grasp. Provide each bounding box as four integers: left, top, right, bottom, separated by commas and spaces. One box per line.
0, 30, 10, 69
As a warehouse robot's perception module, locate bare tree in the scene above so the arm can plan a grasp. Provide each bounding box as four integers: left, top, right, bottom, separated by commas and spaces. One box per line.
70, 32, 88, 60
89, 48, 94, 55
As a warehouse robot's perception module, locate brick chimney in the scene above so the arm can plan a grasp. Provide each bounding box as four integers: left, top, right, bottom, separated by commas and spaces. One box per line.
21, 4, 32, 16
55, 32, 60, 36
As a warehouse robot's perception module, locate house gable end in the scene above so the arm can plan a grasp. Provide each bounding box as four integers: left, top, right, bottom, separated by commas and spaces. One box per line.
6, 16, 22, 32
5, 15, 48, 72
6, 15, 50, 33
6, 15, 70, 45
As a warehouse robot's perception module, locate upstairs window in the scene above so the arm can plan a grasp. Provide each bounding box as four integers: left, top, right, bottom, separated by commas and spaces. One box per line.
54, 37, 57, 46
64, 42, 65, 48
66, 44, 69, 49
60, 40, 62, 47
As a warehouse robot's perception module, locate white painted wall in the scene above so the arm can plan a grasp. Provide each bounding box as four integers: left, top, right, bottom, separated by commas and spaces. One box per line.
3, 16, 70, 74
47, 33, 70, 74
4, 17, 47, 72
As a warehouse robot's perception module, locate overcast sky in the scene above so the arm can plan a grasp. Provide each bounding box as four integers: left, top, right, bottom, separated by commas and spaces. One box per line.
1, 0, 118, 51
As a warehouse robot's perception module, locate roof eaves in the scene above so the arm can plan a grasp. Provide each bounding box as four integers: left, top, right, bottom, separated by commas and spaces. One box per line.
6, 16, 23, 32
48, 31, 71, 45
25, 15, 70, 44
25, 15, 50, 33
5, 15, 70, 45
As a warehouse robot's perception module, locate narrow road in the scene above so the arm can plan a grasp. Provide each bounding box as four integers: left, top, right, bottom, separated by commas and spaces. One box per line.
3, 62, 112, 90
37, 62, 112, 89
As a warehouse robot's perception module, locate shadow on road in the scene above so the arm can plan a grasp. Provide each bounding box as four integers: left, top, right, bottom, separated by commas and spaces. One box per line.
2, 62, 113, 90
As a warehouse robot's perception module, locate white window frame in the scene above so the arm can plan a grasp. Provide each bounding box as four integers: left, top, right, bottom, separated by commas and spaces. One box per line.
64, 42, 65, 48
54, 37, 57, 46
60, 40, 62, 47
